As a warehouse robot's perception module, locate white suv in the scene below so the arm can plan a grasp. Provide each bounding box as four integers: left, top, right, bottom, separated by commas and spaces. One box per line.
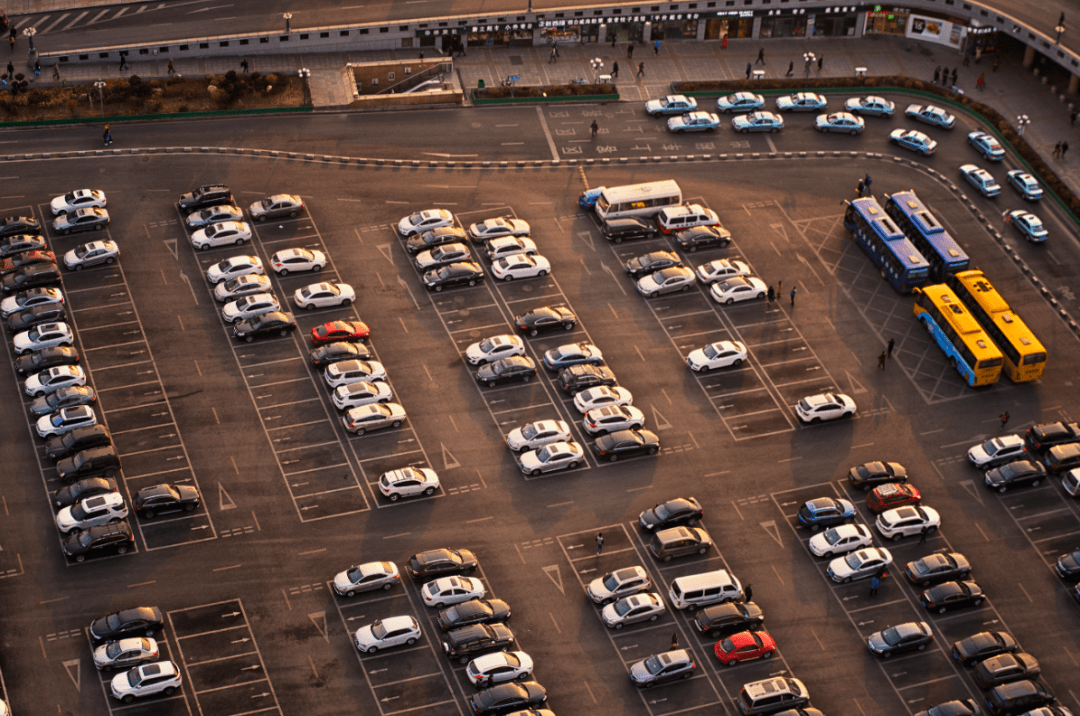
875, 506, 941, 542
222, 293, 280, 323
56, 492, 128, 533
111, 661, 182, 703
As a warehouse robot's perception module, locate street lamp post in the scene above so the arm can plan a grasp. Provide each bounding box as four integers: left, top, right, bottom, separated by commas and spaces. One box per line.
1055, 23, 1065, 45
23, 27, 36, 54
283, 13, 292, 33
590, 57, 603, 84
803, 52, 815, 87
1017, 114, 1030, 136
94, 80, 106, 116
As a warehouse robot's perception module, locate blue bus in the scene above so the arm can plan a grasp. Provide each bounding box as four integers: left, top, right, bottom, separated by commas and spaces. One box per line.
843, 197, 930, 293
883, 190, 969, 281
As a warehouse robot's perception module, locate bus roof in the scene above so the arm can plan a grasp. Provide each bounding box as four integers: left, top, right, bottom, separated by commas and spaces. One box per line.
952, 270, 1010, 313
923, 285, 983, 335
850, 198, 906, 242
599, 180, 682, 204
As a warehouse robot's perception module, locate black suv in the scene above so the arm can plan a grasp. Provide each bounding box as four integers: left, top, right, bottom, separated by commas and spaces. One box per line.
134, 483, 202, 518
63, 522, 134, 562
2, 264, 61, 293
675, 224, 732, 252
56, 445, 120, 481
6, 303, 66, 333
441, 623, 515, 663
558, 365, 616, 394
54, 477, 118, 509
177, 185, 233, 212
46, 424, 112, 461
601, 217, 659, 243
0, 216, 41, 238
15, 346, 79, 375
693, 601, 764, 635
436, 598, 511, 631
407, 548, 478, 580
1025, 422, 1080, 455
89, 606, 164, 644
986, 680, 1055, 716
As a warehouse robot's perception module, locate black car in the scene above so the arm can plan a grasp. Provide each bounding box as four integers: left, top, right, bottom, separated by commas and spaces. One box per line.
986, 680, 1055, 716
591, 429, 661, 462
849, 461, 908, 491
0, 233, 46, 259
952, 631, 1019, 666
692, 601, 764, 635
405, 226, 469, 255
984, 460, 1047, 492
422, 261, 485, 292
54, 476, 118, 509
233, 311, 298, 342
624, 250, 683, 279
914, 700, 980, 716
15, 346, 79, 374
1055, 549, 1080, 581
177, 184, 233, 212
675, 225, 732, 252
437, 598, 512, 631
309, 341, 373, 369
639, 497, 704, 532
601, 217, 659, 243
0, 216, 41, 239
30, 385, 97, 416
134, 483, 202, 518
62, 521, 134, 562
476, 356, 536, 387
45, 424, 112, 461
441, 623, 515, 663
921, 580, 985, 613
56, 445, 119, 481
89, 606, 164, 644
1025, 422, 1080, 455
973, 653, 1041, 689
2, 264, 62, 293
558, 364, 616, 394
468, 681, 547, 714
905, 550, 971, 587
407, 548, 478, 580
6, 303, 66, 332
515, 305, 577, 337
867, 621, 934, 657
629, 649, 697, 688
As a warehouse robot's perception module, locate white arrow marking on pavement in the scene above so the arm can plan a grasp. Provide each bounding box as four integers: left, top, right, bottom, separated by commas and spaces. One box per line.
222, 611, 241, 618
542, 565, 564, 595
231, 637, 250, 644
241, 664, 261, 671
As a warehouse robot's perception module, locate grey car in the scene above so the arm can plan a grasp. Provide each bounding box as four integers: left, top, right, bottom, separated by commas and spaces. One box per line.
53, 208, 109, 235
249, 194, 304, 221
649, 526, 713, 561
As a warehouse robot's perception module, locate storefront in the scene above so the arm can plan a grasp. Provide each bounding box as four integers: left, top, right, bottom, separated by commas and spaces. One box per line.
465, 23, 535, 47
808, 6, 861, 37
759, 9, 808, 38
603, 16, 647, 44
539, 18, 602, 43
703, 11, 753, 40
966, 25, 999, 58
865, 7, 909, 36
648, 14, 700, 41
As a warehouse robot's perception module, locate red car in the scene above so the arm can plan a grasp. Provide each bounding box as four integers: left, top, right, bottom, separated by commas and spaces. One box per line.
714, 630, 777, 666
310, 320, 370, 345
0, 250, 56, 276
867, 482, 921, 514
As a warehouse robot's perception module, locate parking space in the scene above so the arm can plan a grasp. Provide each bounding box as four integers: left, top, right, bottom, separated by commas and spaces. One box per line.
91, 628, 194, 716
166, 600, 282, 716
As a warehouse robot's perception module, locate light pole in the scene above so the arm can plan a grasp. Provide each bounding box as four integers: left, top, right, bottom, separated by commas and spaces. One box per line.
1017, 114, 1030, 136
1055, 23, 1065, 45
283, 13, 292, 33
94, 80, 106, 116
803, 51, 815, 87
23, 26, 36, 54
590, 57, 604, 84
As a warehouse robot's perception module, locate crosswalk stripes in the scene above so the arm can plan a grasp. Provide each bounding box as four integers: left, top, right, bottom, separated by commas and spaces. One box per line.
10, 2, 169, 37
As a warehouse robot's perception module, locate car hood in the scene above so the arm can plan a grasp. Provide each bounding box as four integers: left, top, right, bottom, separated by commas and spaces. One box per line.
1060, 552, 1080, 571
505, 428, 529, 449
867, 632, 889, 651
629, 660, 654, 682
353, 625, 376, 647
476, 364, 499, 380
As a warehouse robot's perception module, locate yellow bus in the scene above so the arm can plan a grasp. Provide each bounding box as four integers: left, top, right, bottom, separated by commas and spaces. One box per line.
947, 269, 1046, 383
913, 284, 1004, 387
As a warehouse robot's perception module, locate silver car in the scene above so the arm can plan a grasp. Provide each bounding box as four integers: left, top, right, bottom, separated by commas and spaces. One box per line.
505, 419, 571, 452
333, 561, 401, 597
601, 593, 666, 629
249, 194, 304, 221
342, 403, 407, 435
583, 405, 645, 435
637, 267, 696, 297
518, 441, 584, 476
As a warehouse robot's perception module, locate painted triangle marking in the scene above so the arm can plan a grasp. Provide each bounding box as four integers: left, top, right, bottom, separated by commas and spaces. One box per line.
846, 370, 868, 395
441, 443, 461, 470
770, 223, 789, 242
542, 565, 564, 594
759, 520, 783, 547
651, 405, 672, 430
308, 611, 329, 643
576, 230, 595, 252
163, 238, 177, 260
961, 480, 984, 506
63, 659, 81, 690
219, 482, 237, 510
376, 244, 395, 265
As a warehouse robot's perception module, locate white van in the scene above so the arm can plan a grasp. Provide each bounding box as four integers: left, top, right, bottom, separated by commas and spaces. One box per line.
657, 204, 720, 234
668, 569, 743, 609
594, 180, 683, 221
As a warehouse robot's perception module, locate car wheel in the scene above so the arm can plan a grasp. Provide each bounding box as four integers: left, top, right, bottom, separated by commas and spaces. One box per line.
681, 284, 690, 292
531, 469, 542, 477
649, 292, 657, 298
522, 375, 531, 383
75, 264, 84, 271
863, 484, 872, 492
688, 246, 698, 253
538, 270, 548, 277
459, 656, 470, 664
487, 381, 497, 387
76, 554, 86, 562
32, 390, 44, 397
614, 237, 623, 244
842, 577, 852, 584
563, 323, 574, 331
391, 420, 402, 428
279, 268, 289, 276
342, 298, 352, 306
503, 275, 514, 282
388, 492, 400, 502
817, 127, 825, 133
529, 329, 539, 337
810, 523, 821, 532
102, 664, 114, 672
258, 215, 268, 222
405, 637, 416, 646
810, 417, 821, 424
424, 487, 436, 496
468, 280, 476, 287
289, 211, 298, 218
354, 428, 366, 435
892, 533, 903, 542
615, 622, 624, 629
725, 298, 734, 305
999, 486, 1007, 493
732, 359, 742, 367
917, 644, 927, 651
164, 687, 176, 696
1032, 479, 1040, 487
245, 336, 254, 342
740, 128, 749, 134
609, 454, 619, 463
104, 468, 115, 477
106, 257, 115, 265
973, 598, 983, 606
199, 244, 210, 251
305, 303, 316, 310
123, 695, 135, 703
771, 128, 779, 133
345, 589, 357, 597
367, 646, 379, 653
882, 651, 892, 658
648, 446, 659, 455
434, 285, 444, 292
235, 238, 245, 246
698, 365, 710, 374
184, 503, 196, 513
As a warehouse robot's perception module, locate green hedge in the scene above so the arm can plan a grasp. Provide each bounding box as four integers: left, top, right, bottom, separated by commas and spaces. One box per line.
0, 105, 312, 129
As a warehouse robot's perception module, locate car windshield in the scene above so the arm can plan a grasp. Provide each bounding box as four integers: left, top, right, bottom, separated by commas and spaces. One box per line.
74, 245, 89, 258
844, 552, 865, 569
823, 528, 844, 545
614, 599, 638, 616
478, 338, 499, 353
536, 445, 557, 462
1000, 464, 1024, 479
653, 503, 672, 519
259, 199, 274, 208
720, 638, 736, 651
703, 344, 720, 359
881, 627, 903, 645
105, 642, 123, 658
70, 502, 94, 521
75, 528, 98, 548
345, 567, 362, 582
128, 669, 144, 688
520, 423, 540, 440
407, 213, 424, 224
601, 573, 621, 591
370, 620, 387, 639
643, 656, 664, 675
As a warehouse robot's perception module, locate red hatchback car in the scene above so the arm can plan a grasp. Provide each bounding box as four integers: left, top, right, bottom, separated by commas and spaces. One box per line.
714, 630, 777, 666
310, 320, 371, 345
867, 483, 921, 514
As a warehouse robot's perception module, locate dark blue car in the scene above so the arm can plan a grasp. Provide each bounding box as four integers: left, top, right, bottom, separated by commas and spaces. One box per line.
797, 497, 856, 532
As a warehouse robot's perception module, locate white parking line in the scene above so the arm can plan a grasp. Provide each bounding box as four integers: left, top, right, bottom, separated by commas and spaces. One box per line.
276, 440, 340, 454
104, 400, 166, 413
283, 463, 351, 477
77, 320, 140, 332
260, 397, 321, 409
117, 445, 182, 458
97, 380, 159, 392
123, 466, 189, 480
82, 339, 144, 351
91, 359, 153, 371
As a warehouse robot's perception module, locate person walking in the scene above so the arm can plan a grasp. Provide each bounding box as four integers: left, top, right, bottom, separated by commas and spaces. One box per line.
596, 533, 604, 555
868, 575, 880, 597
103, 125, 112, 146
7, 35, 13, 54
241, 58, 250, 73
950, 67, 958, 85
119, 53, 129, 72
745, 62, 752, 79
857, 179, 865, 197
627, 42, 634, 59
756, 47, 765, 65
33, 58, 39, 76
590, 120, 599, 138
878, 351, 887, 370
743, 584, 753, 602
53, 64, 61, 81
940, 67, 949, 86
1000, 411, 1010, 428
1054, 142, 1062, 159
817, 55, 823, 70
1063, 141, 1070, 159
671, 632, 680, 650
549, 47, 557, 64
767, 285, 775, 304
933, 66, 941, 83
721, 34, 728, 49
976, 73, 985, 90
6, 60, 13, 78
167, 58, 175, 74
552, 41, 559, 57
918, 526, 929, 545
777, 280, 782, 297
611, 33, 617, 48
864, 174, 873, 193
1071, 109, 1078, 126
785, 61, 794, 77
637, 62, 644, 78
654, 39, 660, 55
887, 338, 896, 358
790, 287, 797, 306
612, 61, 619, 78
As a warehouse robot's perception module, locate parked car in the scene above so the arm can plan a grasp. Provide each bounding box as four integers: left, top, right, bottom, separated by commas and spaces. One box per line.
476, 356, 537, 387
36, 405, 97, 438
89, 607, 164, 644
584, 405, 645, 436
797, 497, 855, 531
423, 262, 485, 291
637, 266, 696, 297
849, 461, 907, 490
491, 254, 551, 281
515, 305, 576, 336
1, 249, 55, 275
398, 209, 454, 237
467, 334, 525, 365
587, 566, 651, 604
808, 524, 873, 557
465, 651, 533, 687
905, 551, 972, 587
876, 505, 941, 541
15, 345, 79, 375
625, 250, 682, 279
714, 630, 777, 666
177, 184, 232, 212
984, 459, 1047, 492
213, 274, 272, 302
63, 521, 134, 562
638, 496, 703, 532
53, 476, 117, 508
93, 637, 159, 672
441, 623, 515, 663
52, 189, 107, 215
331, 381, 393, 410
710, 276, 767, 304
134, 483, 201, 518
969, 435, 1028, 469
0, 232, 45, 258
646, 94, 698, 115
53, 208, 110, 235
542, 342, 604, 372
248, 193, 304, 221
222, 294, 281, 323
233, 312, 298, 342
467, 217, 531, 243
270, 247, 327, 274
437, 599, 511, 631
414, 242, 472, 271
206, 255, 263, 284
844, 95, 895, 117
952, 631, 1018, 666
486, 236, 538, 262
406, 548, 478, 581
56, 492, 127, 533
692, 601, 764, 635
695, 259, 749, 284
827, 547, 893, 583
13, 321, 72, 355
518, 441, 584, 475
505, 420, 571, 452
601, 217, 659, 243
378, 467, 439, 501
25, 364, 85, 397
406, 226, 469, 255
629, 650, 696, 688
46, 424, 112, 462
867, 621, 933, 657
190, 221, 252, 250
796, 392, 856, 423
186, 204, 243, 230
601, 592, 666, 628
341, 403, 407, 435
973, 653, 1041, 690
591, 428, 660, 462
294, 281, 355, 309
2, 264, 62, 293
31, 385, 97, 417
867, 482, 922, 513
332, 561, 400, 597
686, 340, 747, 372
353, 616, 421, 653
1, 286, 63, 318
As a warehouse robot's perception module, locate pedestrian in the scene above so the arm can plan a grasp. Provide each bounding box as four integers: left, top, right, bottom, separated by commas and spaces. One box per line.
671, 632, 680, 650
878, 351, 886, 370
869, 575, 880, 597
611, 33, 617, 48
612, 61, 619, 78
918, 526, 929, 545
6, 35, 13, 54
790, 287, 797, 306
817, 55, 823, 70
941, 67, 949, 86
549, 47, 557, 64
887, 338, 895, 358
767, 285, 775, 304
950, 68, 958, 85
119, 53, 129, 72
591, 120, 598, 138
241, 58, 250, 73
745, 62, 752, 79
628, 42, 634, 59
654, 39, 660, 55
596, 533, 604, 555
786, 61, 794, 77
864, 174, 873, 193
553, 41, 559, 57
103, 125, 112, 146
419, 50, 424, 61
857, 179, 865, 197
777, 280, 782, 296
756, 47, 765, 65
721, 34, 728, 49
1071, 110, 1078, 126
1063, 141, 1070, 158
53, 64, 60, 81
743, 584, 753, 602
976, 73, 985, 90
167, 58, 175, 74
5, 61, 12, 77
637, 62, 644, 78
33, 58, 39, 76
1054, 142, 1062, 159
1000, 410, 1009, 428
933, 66, 941, 83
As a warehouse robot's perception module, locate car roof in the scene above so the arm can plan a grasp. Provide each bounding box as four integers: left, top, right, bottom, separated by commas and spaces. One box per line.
380, 615, 417, 631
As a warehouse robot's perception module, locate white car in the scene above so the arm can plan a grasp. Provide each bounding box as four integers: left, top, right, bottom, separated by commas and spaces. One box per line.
518, 441, 584, 475
421, 576, 486, 607
414, 243, 472, 271
491, 254, 551, 281
206, 255, 264, 284
466, 651, 535, 687
466, 334, 526, 365
25, 364, 86, 397
876, 506, 941, 541
1, 286, 64, 318
827, 547, 893, 583
294, 282, 355, 310
93, 637, 159, 672
796, 392, 856, 423
36, 405, 97, 438
468, 217, 531, 242
646, 95, 697, 116
636, 267, 696, 297
695, 259, 750, 284
601, 593, 666, 629
14, 322, 74, 355
486, 237, 537, 262
686, 340, 747, 372
324, 360, 386, 388
710, 276, 767, 305
213, 274, 272, 302
332, 561, 400, 597
574, 386, 633, 414
968, 435, 1027, 469
379, 467, 440, 501
221, 293, 280, 323
809, 524, 874, 557
332, 381, 393, 410
959, 164, 1001, 197
815, 111, 866, 135
190, 221, 252, 250
51, 189, 107, 215
270, 247, 327, 275
64, 240, 119, 270
776, 92, 828, 112
399, 209, 454, 237
583, 405, 645, 436
587, 566, 651, 604
505, 419, 572, 452
110, 661, 182, 703
56, 492, 128, 533
353, 616, 421, 653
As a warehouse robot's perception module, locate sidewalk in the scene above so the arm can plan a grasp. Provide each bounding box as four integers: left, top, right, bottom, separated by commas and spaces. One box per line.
17, 35, 1080, 198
